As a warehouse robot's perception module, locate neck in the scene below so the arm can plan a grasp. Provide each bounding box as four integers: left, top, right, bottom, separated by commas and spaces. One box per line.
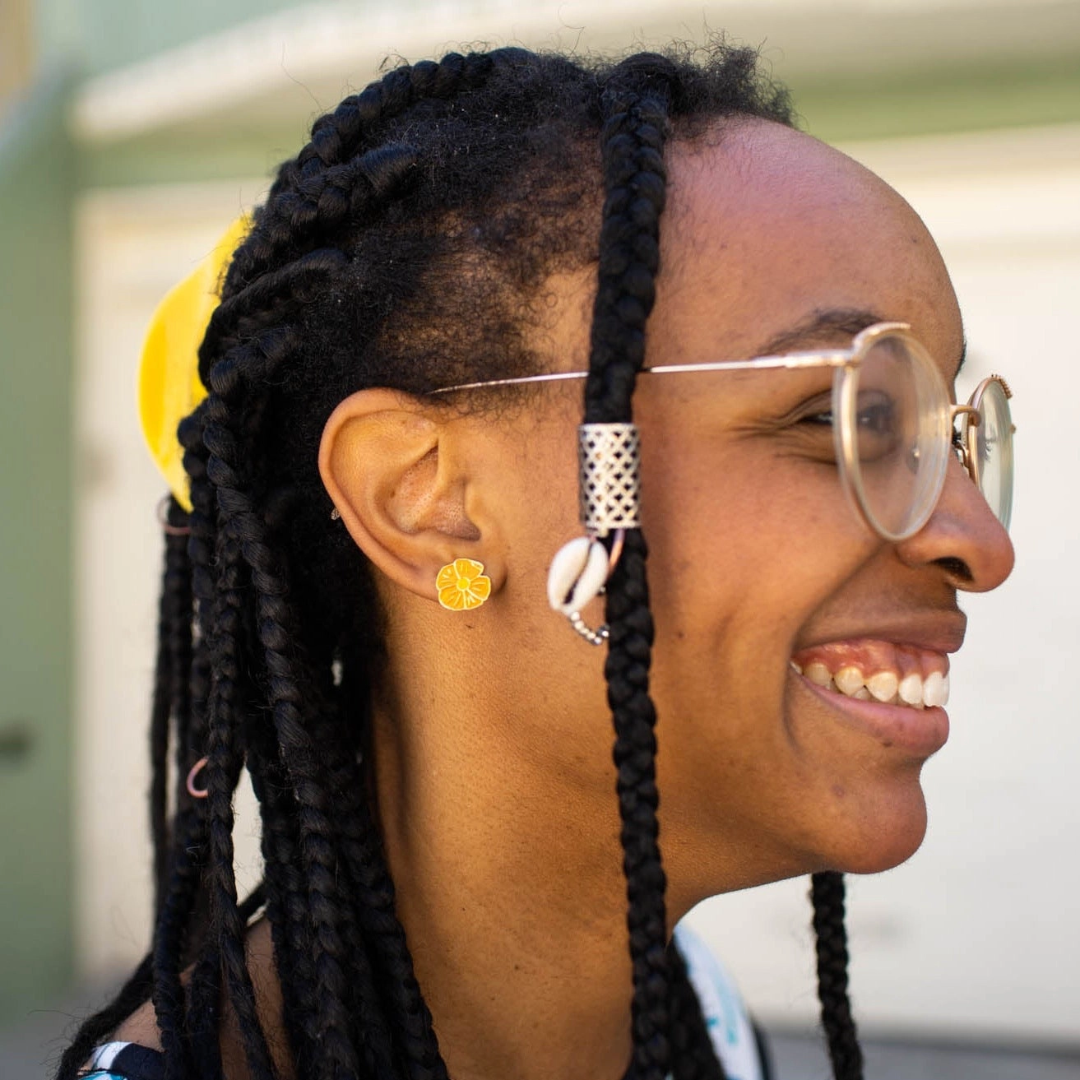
371, 679, 640, 1080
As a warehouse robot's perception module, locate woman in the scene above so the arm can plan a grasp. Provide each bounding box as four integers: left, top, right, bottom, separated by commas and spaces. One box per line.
63, 42, 1015, 1080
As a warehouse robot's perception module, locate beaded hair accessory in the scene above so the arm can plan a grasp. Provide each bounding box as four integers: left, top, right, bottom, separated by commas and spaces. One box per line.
423, 384, 642, 644
545, 422, 639, 645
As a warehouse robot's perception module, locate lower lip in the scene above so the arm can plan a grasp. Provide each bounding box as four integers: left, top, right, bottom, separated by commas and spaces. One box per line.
793, 671, 950, 757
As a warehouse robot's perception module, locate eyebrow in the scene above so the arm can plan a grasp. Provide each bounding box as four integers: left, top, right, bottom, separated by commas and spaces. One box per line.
759, 307, 968, 380
755, 308, 888, 356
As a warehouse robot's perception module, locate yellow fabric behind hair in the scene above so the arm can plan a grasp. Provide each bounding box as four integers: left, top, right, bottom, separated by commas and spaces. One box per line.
138, 215, 251, 511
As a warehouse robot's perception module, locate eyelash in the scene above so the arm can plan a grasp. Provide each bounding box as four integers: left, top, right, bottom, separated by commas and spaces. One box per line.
789, 391, 835, 429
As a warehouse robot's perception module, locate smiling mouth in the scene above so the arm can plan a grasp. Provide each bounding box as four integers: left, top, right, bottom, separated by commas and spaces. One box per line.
789, 640, 950, 711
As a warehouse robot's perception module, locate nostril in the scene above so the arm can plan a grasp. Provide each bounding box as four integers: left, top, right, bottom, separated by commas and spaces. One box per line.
934, 556, 973, 584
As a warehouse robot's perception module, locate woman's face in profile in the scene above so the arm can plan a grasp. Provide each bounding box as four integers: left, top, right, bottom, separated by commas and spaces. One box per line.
636, 120, 1013, 900
479, 118, 1015, 912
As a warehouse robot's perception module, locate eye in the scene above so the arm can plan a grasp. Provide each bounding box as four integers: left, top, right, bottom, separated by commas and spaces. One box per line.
855, 392, 897, 437
768, 391, 840, 464
801, 407, 834, 427
852, 389, 904, 464
789, 390, 836, 429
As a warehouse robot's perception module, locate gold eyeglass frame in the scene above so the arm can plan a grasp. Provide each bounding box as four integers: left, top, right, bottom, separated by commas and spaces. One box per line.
431, 321, 1014, 543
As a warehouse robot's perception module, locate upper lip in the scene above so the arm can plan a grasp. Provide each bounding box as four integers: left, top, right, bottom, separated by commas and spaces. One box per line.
793, 611, 968, 657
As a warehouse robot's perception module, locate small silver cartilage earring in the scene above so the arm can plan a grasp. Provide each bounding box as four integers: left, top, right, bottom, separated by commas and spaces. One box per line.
546, 423, 640, 646
330, 506, 342, 521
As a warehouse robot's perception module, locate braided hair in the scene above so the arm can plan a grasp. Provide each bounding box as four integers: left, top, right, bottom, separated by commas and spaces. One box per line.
59, 44, 864, 1080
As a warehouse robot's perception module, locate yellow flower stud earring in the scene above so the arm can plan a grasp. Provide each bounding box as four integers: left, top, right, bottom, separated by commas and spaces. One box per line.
436, 558, 492, 611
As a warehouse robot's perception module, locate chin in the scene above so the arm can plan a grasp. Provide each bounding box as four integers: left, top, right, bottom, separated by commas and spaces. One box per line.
817, 782, 930, 875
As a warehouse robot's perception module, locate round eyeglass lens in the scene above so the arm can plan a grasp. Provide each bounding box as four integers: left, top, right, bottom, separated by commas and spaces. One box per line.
837, 331, 951, 540
972, 378, 1013, 530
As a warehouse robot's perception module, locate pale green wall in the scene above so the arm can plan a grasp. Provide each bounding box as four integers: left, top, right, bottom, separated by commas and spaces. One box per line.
0, 68, 76, 1021
797, 54, 1080, 143
74, 52, 1080, 190
36, 0, 310, 74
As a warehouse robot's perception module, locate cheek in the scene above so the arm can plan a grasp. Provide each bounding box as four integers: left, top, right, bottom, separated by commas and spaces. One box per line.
639, 435, 884, 784
640, 438, 874, 654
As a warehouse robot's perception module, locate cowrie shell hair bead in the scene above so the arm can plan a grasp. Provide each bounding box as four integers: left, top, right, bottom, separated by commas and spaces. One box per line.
547, 536, 609, 615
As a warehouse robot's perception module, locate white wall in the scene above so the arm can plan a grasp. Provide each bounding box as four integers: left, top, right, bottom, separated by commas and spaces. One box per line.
75, 124, 1080, 1042
686, 123, 1080, 1045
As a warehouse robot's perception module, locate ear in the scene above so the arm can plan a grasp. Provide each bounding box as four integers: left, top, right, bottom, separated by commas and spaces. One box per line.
318, 389, 505, 605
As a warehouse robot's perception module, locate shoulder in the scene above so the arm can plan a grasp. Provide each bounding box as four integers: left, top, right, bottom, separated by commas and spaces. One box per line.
673, 921, 770, 1080
108, 1000, 164, 1052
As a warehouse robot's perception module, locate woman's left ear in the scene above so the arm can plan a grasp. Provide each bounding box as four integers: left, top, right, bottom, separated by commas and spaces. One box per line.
318, 388, 507, 605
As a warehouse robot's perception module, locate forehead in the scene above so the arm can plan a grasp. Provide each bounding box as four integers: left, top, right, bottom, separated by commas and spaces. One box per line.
653, 119, 963, 371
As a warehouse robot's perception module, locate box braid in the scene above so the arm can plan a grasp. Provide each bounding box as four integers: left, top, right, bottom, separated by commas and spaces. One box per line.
149, 499, 190, 912
59, 43, 865, 1080
812, 872, 864, 1080
584, 55, 676, 1080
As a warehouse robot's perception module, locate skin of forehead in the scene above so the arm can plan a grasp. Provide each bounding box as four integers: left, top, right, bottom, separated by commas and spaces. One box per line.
651, 117, 964, 372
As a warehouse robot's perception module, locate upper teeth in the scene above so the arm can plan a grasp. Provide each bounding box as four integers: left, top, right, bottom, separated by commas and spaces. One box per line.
794, 660, 948, 709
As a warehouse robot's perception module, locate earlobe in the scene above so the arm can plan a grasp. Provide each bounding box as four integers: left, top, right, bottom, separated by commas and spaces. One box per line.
318, 389, 504, 604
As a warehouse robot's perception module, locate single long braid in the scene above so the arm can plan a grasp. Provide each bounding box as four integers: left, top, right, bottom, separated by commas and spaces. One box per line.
149, 528, 175, 909
152, 805, 207, 1080
148, 497, 195, 914
148, 422, 220, 1080
586, 59, 676, 1080
246, 737, 322, 1064
190, 512, 275, 1080
667, 942, 726, 1080
811, 872, 864, 1080
164, 503, 194, 804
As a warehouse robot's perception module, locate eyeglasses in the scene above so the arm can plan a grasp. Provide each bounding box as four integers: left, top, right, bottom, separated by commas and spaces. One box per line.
432, 321, 1014, 543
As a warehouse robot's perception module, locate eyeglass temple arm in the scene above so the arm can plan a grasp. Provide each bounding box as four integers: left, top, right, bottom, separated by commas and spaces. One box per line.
429, 351, 852, 394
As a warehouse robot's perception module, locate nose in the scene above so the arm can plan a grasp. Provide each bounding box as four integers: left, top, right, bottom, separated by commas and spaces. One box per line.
895, 456, 1015, 592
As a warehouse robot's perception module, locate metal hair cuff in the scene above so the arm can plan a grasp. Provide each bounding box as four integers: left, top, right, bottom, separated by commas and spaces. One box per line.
579, 422, 641, 537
